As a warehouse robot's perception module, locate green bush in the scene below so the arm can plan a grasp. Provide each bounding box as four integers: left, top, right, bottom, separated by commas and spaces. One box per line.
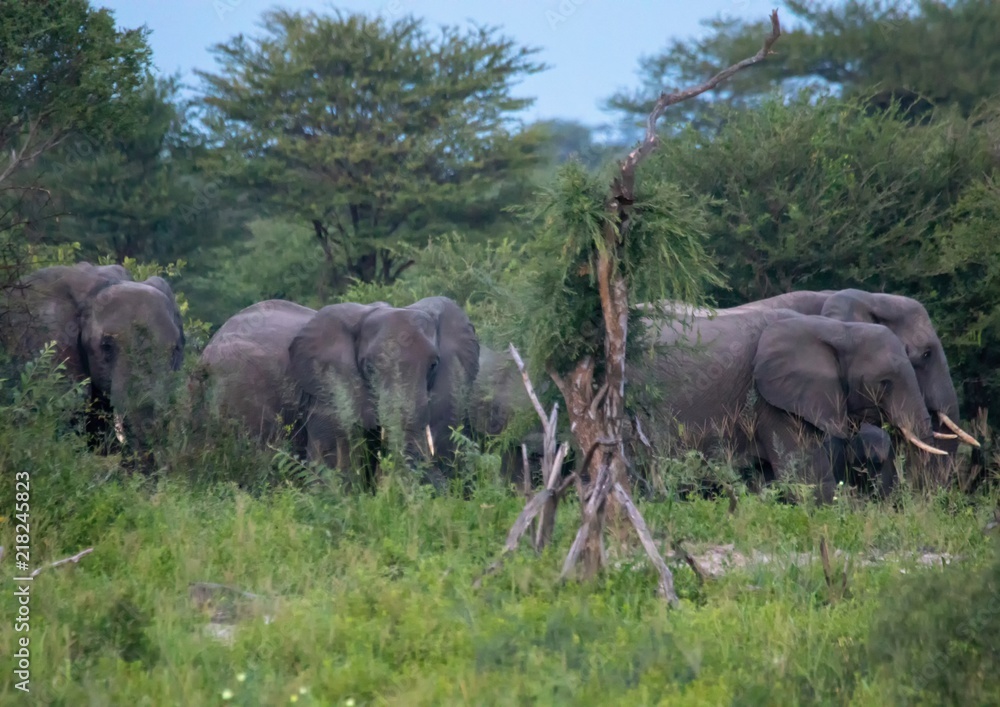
861, 538, 1000, 704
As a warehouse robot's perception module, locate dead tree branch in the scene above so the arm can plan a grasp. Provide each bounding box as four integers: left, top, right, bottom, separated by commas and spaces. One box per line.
619, 10, 782, 183
509, 343, 550, 426
613, 482, 678, 605
480, 11, 782, 602
26, 547, 94, 578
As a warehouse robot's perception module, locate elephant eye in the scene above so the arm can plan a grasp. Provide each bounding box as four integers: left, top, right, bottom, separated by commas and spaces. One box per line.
922, 349, 931, 360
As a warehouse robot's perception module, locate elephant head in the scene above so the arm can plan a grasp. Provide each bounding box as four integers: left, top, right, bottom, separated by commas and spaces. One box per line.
2, 262, 185, 460
753, 315, 945, 462
288, 297, 479, 479
820, 289, 979, 467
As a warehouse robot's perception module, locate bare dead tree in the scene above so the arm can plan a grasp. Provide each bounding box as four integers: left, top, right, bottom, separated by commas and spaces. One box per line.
480, 11, 783, 602
473, 345, 575, 588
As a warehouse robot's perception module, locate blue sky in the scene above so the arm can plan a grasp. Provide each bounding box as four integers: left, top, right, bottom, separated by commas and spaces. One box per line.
99, 0, 780, 128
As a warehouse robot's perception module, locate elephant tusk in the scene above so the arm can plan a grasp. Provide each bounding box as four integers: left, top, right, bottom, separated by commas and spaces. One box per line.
114, 414, 127, 446
933, 431, 958, 440
425, 425, 435, 457
900, 426, 948, 456
938, 412, 981, 448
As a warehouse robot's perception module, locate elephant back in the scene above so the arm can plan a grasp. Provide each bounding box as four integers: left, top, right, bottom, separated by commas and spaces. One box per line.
199, 299, 316, 443
628, 307, 806, 449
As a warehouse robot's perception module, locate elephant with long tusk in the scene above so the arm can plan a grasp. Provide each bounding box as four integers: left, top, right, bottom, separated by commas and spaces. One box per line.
630, 306, 949, 503
1, 262, 185, 469
655, 288, 980, 486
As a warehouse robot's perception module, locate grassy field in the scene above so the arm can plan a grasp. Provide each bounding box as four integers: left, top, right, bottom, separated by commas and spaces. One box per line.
1, 367, 1000, 705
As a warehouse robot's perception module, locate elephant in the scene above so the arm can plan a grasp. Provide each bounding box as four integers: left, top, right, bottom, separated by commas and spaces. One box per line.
290, 296, 479, 485
629, 306, 947, 502
0, 261, 185, 464
197, 296, 480, 488
819, 289, 978, 476
654, 289, 979, 486
194, 299, 316, 447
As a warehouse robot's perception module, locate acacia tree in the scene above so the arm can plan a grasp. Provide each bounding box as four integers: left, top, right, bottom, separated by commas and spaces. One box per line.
482, 12, 783, 602
25, 76, 236, 262
0, 0, 150, 187
608, 0, 1000, 130
196, 8, 545, 295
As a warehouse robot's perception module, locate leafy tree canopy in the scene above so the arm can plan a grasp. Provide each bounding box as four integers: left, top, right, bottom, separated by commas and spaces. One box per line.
607, 0, 1000, 129
195, 8, 547, 295
0, 0, 152, 187
21, 76, 238, 263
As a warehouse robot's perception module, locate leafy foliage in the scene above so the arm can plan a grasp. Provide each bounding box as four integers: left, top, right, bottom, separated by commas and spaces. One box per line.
0, 0, 151, 186
195, 8, 546, 294
24, 76, 236, 263
608, 0, 1000, 130
513, 160, 722, 380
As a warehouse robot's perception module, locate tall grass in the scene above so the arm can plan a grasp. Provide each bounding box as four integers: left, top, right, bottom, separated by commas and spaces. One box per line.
1, 352, 999, 704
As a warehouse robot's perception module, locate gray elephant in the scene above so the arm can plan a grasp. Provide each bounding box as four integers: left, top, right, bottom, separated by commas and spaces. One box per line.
194, 299, 316, 447
1, 261, 185, 464
197, 296, 480, 488
697, 289, 977, 485
631, 307, 947, 502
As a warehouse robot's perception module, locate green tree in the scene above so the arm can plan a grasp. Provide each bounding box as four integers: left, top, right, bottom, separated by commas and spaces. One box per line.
25, 76, 235, 262
0, 0, 151, 187
607, 0, 1000, 129
195, 8, 545, 297
644, 90, 1000, 433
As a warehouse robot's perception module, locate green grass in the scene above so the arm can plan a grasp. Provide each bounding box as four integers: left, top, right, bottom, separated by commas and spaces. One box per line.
2, 468, 998, 705
1, 360, 999, 704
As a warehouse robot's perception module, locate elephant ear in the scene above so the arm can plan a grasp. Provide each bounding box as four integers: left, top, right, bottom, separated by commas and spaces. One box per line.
11, 265, 118, 382
406, 296, 480, 386
821, 289, 894, 326
142, 276, 185, 344
288, 302, 379, 429
752, 316, 851, 438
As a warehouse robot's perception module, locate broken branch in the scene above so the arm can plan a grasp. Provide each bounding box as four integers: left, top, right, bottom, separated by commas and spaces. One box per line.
613, 483, 679, 605
509, 343, 552, 429
28, 547, 94, 577
620, 10, 782, 179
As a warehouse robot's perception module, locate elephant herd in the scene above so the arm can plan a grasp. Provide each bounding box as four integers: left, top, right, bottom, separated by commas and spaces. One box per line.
0, 262, 982, 502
